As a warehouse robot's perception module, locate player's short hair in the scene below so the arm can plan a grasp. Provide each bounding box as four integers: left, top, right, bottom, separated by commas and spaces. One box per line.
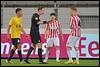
71, 6, 77, 11
16, 8, 22, 13
37, 7, 44, 11
50, 13, 57, 16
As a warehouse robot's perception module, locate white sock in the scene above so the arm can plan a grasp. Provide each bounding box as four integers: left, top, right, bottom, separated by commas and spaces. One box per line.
45, 49, 49, 62
67, 49, 72, 61
76, 50, 79, 61
56, 48, 60, 61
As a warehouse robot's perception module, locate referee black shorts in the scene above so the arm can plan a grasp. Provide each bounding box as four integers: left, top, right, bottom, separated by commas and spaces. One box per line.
11, 38, 20, 48
30, 30, 41, 44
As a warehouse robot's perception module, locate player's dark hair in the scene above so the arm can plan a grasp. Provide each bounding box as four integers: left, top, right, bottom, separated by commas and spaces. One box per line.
71, 6, 77, 11
50, 13, 57, 16
38, 7, 44, 11
16, 8, 22, 13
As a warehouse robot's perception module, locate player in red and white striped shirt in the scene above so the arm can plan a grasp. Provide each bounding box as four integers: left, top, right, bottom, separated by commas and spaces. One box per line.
45, 19, 61, 38
65, 6, 81, 64
70, 15, 81, 37
44, 13, 63, 63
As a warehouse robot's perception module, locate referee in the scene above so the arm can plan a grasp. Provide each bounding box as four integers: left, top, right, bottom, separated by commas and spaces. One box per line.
24, 7, 47, 64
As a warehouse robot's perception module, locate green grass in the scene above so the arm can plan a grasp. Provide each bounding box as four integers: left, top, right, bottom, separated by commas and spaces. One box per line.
1, 59, 99, 66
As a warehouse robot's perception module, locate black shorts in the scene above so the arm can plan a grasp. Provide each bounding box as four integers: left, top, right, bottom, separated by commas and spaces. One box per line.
30, 31, 41, 44
11, 38, 20, 45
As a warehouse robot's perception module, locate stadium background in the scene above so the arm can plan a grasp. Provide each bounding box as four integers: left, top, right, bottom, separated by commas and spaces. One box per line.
1, 1, 99, 66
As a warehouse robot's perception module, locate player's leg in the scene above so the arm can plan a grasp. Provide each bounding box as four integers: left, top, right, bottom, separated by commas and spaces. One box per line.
65, 46, 73, 64
54, 37, 60, 62
74, 46, 79, 64
37, 43, 43, 63
55, 46, 60, 62
37, 43, 47, 64
73, 37, 80, 64
6, 38, 17, 64
24, 33, 35, 64
44, 47, 51, 62
44, 38, 53, 62
35, 31, 47, 64
7, 45, 17, 64
14, 38, 23, 64
17, 44, 22, 64
24, 43, 35, 64
65, 36, 74, 64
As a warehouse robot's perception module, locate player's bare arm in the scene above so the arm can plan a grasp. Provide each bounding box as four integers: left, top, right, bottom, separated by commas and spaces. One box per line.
21, 26, 26, 34
58, 23, 64, 40
21, 26, 29, 38
44, 24, 48, 39
7, 25, 11, 39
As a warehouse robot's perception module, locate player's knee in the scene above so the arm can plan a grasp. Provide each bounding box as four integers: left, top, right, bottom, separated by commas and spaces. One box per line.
55, 46, 60, 50
13, 45, 17, 50
47, 47, 51, 51
18, 48, 21, 50
38, 45, 42, 48
13, 47, 17, 50
31, 44, 35, 48
74, 47, 79, 51
38, 43, 42, 48
66, 46, 72, 50
17, 45, 21, 48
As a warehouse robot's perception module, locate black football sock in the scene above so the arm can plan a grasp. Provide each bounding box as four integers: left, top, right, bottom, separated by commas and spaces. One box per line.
8, 49, 15, 61
38, 48, 43, 62
18, 50, 22, 62
26, 47, 34, 60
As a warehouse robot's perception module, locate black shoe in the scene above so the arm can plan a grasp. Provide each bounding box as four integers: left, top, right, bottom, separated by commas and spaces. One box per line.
39, 61, 48, 64
24, 60, 31, 64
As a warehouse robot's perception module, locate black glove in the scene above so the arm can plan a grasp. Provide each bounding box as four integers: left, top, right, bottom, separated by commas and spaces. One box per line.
43, 21, 47, 24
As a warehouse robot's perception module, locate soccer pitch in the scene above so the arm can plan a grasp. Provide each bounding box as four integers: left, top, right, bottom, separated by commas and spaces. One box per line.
1, 59, 99, 66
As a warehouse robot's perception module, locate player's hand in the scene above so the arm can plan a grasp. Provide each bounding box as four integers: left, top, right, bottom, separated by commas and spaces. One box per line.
61, 35, 64, 41
44, 35, 47, 40
44, 36, 47, 40
7, 34, 10, 41
60, 34, 64, 41
79, 26, 80, 28
70, 27, 73, 29
25, 34, 29, 38
26, 35, 29, 38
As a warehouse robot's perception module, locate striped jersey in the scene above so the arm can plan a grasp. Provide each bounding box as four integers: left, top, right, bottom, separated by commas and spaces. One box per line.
45, 20, 61, 38
70, 15, 81, 37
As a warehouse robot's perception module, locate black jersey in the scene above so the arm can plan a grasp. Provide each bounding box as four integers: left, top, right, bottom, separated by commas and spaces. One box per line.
30, 13, 40, 32
30, 13, 41, 44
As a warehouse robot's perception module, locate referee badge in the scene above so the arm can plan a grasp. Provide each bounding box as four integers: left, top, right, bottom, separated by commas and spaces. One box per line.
35, 17, 38, 20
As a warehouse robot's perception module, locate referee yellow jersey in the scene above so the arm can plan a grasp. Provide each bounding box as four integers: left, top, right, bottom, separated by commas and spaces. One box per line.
9, 16, 22, 38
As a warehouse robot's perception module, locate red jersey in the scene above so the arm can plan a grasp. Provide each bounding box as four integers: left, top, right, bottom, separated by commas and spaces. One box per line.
45, 20, 61, 38
70, 15, 81, 37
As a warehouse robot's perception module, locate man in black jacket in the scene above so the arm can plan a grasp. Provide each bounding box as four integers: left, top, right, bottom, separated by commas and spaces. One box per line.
24, 7, 47, 64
